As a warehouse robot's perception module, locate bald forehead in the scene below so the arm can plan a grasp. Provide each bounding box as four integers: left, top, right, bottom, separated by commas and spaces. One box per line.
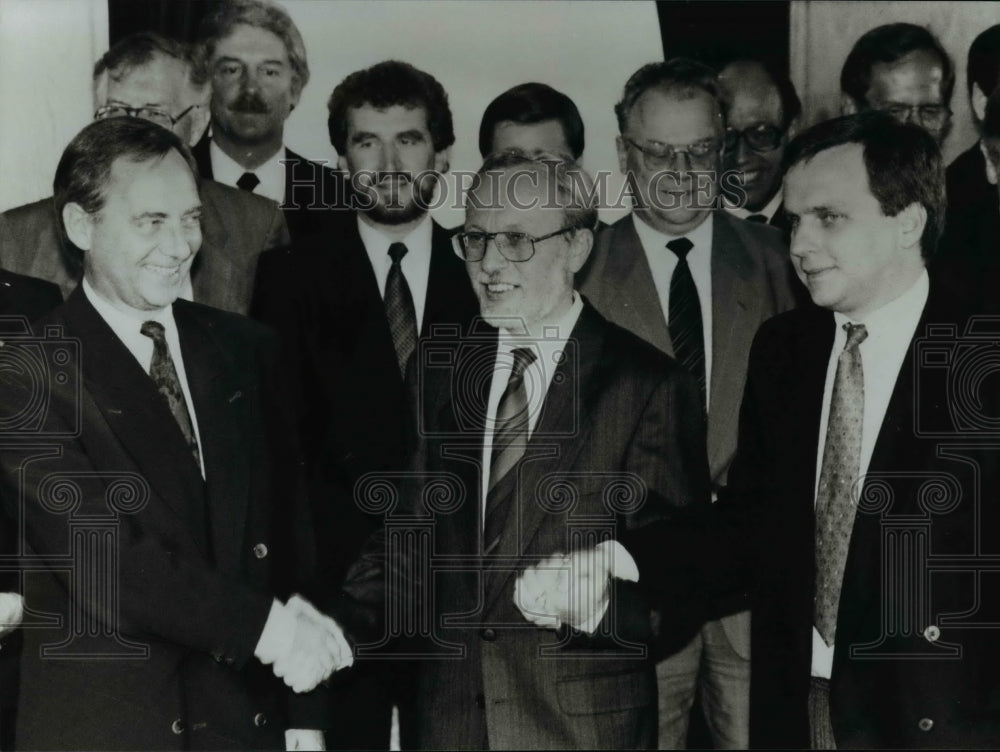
719, 60, 783, 123
98, 53, 195, 108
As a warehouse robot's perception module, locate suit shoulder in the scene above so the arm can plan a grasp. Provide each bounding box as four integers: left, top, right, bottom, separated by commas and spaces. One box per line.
718, 211, 785, 255
598, 311, 685, 379
176, 299, 275, 346
200, 179, 281, 215
0, 269, 62, 319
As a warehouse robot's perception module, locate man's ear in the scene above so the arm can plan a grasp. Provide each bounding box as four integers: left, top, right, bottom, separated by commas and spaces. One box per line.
187, 105, 212, 147
840, 94, 859, 116
568, 226, 594, 274
615, 135, 628, 175
434, 147, 451, 175
980, 140, 998, 185
62, 203, 94, 252
786, 114, 801, 141
971, 82, 988, 123
897, 201, 927, 251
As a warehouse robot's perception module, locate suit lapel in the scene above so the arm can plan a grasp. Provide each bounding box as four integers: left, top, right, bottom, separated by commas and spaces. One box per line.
600, 216, 673, 354
174, 302, 249, 573
65, 290, 208, 548
482, 306, 605, 611
191, 135, 213, 179
422, 222, 472, 337
708, 212, 765, 476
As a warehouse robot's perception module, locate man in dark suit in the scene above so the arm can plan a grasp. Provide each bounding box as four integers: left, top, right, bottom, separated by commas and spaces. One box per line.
716, 111, 1000, 748
944, 25, 1000, 240
193, 0, 343, 240
0, 118, 345, 751
718, 57, 801, 241
251, 60, 478, 750
328, 150, 710, 749
578, 58, 799, 749
0, 269, 61, 750
0, 32, 288, 314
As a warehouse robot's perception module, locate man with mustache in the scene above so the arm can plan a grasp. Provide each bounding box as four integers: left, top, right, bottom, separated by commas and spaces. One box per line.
251, 60, 479, 750
193, 0, 342, 240
578, 58, 799, 749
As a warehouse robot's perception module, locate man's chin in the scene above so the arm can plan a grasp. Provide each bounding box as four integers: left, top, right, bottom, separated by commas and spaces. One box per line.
363, 202, 427, 226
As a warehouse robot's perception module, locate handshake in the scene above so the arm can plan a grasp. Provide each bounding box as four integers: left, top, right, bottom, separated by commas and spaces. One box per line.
255, 595, 354, 693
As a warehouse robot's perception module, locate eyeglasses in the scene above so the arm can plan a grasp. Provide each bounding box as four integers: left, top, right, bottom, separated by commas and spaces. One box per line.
624, 137, 723, 170
878, 103, 951, 130
452, 227, 575, 263
94, 104, 199, 129
724, 123, 785, 154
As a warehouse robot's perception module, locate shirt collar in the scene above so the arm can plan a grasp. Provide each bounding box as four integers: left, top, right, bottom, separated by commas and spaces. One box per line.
498, 291, 584, 349
832, 269, 929, 337
632, 210, 713, 255
356, 212, 433, 264
82, 276, 173, 331
728, 188, 784, 222
209, 140, 287, 203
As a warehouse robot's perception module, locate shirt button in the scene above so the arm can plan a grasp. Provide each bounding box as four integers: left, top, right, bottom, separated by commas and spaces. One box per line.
923, 625, 940, 643
480, 628, 497, 642
918, 717, 934, 732
252, 543, 268, 559
171, 719, 185, 735
253, 712, 268, 728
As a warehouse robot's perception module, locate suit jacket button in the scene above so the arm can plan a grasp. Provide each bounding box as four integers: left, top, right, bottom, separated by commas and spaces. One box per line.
480, 628, 497, 641
253, 712, 268, 728
171, 719, 185, 735
923, 625, 940, 642
253, 543, 268, 559
918, 718, 934, 732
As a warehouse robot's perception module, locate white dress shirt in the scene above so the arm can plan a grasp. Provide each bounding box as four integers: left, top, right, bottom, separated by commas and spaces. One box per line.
810, 270, 929, 678
210, 140, 286, 204
726, 188, 783, 224
632, 212, 714, 409
358, 213, 434, 333
82, 278, 205, 478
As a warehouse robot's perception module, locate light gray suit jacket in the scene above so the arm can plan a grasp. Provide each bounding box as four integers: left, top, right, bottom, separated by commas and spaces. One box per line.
578, 210, 799, 656
0, 179, 289, 315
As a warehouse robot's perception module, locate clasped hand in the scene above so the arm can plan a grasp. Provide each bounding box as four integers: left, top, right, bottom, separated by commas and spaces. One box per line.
513, 546, 614, 631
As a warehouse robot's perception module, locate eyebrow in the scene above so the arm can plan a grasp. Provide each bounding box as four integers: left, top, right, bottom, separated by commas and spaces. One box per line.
107, 98, 168, 109
214, 55, 286, 67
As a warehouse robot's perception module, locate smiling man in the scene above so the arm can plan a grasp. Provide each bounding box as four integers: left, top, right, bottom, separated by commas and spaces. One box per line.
0, 117, 342, 751
325, 151, 710, 749
714, 111, 1000, 747
579, 58, 798, 749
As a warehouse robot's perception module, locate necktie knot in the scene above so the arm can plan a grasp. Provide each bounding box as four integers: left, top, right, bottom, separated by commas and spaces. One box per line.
140, 320, 166, 341
843, 322, 868, 351
237, 172, 260, 192
508, 346, 537, 380
388, 242, 409, 265
666, 237, 694, 259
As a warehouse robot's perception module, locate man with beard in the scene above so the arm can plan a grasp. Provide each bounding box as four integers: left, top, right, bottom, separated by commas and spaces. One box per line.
193, 0, 343, 239
250, 60, 479, 750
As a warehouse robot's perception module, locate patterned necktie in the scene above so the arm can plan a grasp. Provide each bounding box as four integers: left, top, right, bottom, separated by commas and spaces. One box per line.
484, 347, 537, 552
237, 172, 260, 192
746, 213, 767, 224
140, 321, 201, 468
385, 242, 418, 378
667, 237, 706, 406
814, 322, 868, 646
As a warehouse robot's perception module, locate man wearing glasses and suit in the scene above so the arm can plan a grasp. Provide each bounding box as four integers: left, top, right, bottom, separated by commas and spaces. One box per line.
579, 58, 799, 749
328, 150, 710, 749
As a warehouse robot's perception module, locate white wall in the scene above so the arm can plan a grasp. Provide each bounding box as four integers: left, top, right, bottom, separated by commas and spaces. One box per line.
0, 0, 109, 211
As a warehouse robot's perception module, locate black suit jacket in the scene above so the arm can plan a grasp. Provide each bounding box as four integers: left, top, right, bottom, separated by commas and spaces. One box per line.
332, 304, 711, 749
192, 136, 347, 242
251, 213, 480, 591
0, 288, 316, 750
946, 142, 992, 226
715, 280, 1000, 748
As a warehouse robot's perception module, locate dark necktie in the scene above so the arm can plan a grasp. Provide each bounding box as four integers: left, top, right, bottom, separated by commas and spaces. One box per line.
746, 213, 767, 223
814, 322, 868, 646
237, 172, 260, 192
667, 237, 706, 405
484, 347, 537, 552
140, 321, 201, 468
385, 242, 418, 378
